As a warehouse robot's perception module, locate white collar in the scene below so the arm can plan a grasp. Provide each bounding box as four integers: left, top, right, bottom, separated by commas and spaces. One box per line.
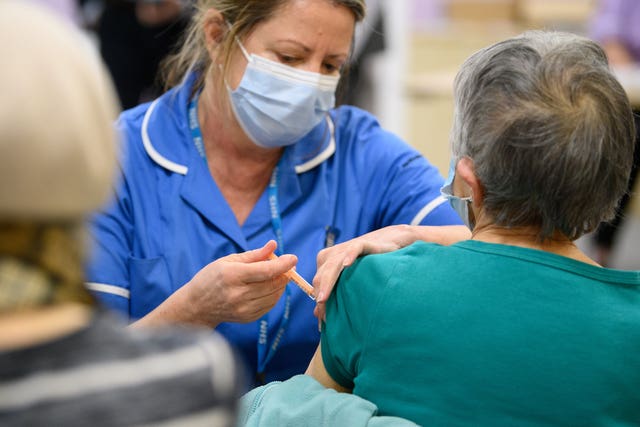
141, 99, 335, 176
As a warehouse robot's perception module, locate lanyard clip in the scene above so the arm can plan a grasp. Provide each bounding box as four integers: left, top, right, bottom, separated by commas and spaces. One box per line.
324, 226, 339, 248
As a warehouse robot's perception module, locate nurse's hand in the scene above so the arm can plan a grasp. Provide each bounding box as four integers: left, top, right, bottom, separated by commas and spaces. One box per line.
312, 225, 471, 322
132, 240, 297, 329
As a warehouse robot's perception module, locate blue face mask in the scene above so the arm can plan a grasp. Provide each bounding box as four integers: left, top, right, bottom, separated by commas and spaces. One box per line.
227, 38, 340, 148
440, 159, 475, 230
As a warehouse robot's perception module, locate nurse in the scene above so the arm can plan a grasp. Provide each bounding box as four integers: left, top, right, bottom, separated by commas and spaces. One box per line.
86, 0, 466, 385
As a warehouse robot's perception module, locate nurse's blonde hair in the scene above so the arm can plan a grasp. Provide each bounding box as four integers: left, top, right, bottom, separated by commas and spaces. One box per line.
162, 0, 366, 94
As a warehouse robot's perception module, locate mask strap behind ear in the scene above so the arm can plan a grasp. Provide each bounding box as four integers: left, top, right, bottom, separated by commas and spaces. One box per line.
235, 36, 251, 62
227, 20, 251, 63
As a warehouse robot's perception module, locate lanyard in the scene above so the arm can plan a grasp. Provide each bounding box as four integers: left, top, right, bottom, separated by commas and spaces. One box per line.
256, 166, 292, 382
188, 94, 291, 383
188, 96, 206, 159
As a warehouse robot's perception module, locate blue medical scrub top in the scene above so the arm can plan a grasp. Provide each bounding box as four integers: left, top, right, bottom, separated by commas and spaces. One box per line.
86, 73, 462, 385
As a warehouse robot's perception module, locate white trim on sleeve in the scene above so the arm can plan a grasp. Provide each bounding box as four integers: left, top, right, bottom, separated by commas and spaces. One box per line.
410, 195, 448, 226
85, 282, 131, 299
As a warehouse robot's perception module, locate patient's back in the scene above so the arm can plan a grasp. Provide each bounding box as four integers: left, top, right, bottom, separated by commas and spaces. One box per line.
322, 241, 640, 426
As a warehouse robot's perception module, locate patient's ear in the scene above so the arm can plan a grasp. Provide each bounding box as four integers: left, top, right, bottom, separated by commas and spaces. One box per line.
456, 157, 484, 206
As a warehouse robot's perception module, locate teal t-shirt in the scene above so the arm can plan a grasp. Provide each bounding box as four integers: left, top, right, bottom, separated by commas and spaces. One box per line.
321, 240, 640, 426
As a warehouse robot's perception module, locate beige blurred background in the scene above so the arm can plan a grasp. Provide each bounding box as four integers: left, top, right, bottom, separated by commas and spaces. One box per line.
361, 0, 639, 269
29, 0, 639, 268
405, 0, 598, 174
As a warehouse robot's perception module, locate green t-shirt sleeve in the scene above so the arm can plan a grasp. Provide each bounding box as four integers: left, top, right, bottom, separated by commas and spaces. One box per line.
320, 254, 394, 390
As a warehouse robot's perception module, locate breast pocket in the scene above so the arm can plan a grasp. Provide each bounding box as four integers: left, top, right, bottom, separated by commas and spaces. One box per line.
128, 255, 172, 320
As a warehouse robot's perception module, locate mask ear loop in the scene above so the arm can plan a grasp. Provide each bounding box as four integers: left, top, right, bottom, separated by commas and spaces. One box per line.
441, 158, 473, 202
217, 22, 251, 91
225, 20, 252, 63
234, 35, 252, 63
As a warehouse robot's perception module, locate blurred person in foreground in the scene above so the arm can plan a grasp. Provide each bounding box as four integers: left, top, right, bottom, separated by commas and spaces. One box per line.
25, 0, 81, 24
589, 0, 640, 266
242, 31, 640, 426
0, 2, 240, 426
85, 0, 467, 387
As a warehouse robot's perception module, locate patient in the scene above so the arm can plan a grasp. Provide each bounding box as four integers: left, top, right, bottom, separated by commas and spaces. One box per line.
306, 31, 640, 426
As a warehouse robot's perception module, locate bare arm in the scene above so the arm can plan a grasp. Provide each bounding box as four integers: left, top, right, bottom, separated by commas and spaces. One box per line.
305, 344, 351, 393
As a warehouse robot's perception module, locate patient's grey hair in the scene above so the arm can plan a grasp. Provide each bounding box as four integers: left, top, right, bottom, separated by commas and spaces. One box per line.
450, 30, 636, 241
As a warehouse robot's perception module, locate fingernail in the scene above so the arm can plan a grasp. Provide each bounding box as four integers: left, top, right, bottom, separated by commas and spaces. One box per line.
317, 291, 325, 302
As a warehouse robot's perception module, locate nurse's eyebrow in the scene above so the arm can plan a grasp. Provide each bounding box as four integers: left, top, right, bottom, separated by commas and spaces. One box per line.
276, 39, 348, 59
276, 39, 312, 52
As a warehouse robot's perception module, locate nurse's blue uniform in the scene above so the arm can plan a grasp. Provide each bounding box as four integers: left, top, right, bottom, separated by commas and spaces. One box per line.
85, 74, 461, 384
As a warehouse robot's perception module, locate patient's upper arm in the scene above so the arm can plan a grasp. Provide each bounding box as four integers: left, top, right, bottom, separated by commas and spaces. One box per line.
310, 255, 394, 393
306, 344, 351, 393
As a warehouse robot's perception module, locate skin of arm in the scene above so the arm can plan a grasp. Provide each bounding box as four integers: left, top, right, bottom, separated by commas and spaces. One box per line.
305, 344, 351, 393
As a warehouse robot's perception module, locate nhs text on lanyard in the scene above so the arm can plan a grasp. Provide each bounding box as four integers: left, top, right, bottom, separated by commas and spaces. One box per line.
188, 95, 291, 385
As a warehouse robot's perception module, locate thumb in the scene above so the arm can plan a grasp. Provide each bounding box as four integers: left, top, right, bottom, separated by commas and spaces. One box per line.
226, 240, 278, 263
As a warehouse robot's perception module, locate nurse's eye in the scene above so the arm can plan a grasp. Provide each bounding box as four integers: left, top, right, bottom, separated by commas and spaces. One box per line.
323, 62, 341, 75
278, 54, 299, 64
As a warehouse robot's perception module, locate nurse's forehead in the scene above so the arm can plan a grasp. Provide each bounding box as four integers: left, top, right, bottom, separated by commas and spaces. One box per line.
249, 1, 355, 51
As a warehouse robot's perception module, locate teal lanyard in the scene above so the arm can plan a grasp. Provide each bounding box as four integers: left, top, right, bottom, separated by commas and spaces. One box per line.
188, 94, 291, 384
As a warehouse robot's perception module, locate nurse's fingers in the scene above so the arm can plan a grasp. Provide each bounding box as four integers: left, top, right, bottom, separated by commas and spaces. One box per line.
220, 240, 298, 283
225, 240, 278, 263
312, 243, 361, 321
242, 254, 298, 283
215, 275, 288, 324
314, 250, 357, 292
218, 253, 298, 285
237, 282, 289, 322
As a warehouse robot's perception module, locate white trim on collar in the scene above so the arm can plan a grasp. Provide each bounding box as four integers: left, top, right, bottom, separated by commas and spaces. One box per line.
295, 116, 336, 174
142, 99, 189, 175
141, 101, 335, 176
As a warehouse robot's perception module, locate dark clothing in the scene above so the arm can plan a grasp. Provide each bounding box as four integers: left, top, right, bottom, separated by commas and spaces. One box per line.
98, 1, 189, 109
339, 7, 386, 108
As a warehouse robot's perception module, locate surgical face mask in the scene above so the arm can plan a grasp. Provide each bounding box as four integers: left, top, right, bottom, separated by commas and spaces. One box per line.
227, 38, 340, 148
441, 159, 475, 230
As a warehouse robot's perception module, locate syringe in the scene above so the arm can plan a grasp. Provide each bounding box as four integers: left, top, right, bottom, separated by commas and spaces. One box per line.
268, 253, 316, 301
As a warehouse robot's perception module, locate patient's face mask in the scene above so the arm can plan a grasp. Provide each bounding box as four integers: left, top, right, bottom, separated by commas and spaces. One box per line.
227, 38, 340, 148
440, 159, 475, 230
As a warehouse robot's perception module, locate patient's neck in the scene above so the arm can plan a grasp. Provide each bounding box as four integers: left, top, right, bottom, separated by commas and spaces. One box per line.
471, 224, 600, 267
